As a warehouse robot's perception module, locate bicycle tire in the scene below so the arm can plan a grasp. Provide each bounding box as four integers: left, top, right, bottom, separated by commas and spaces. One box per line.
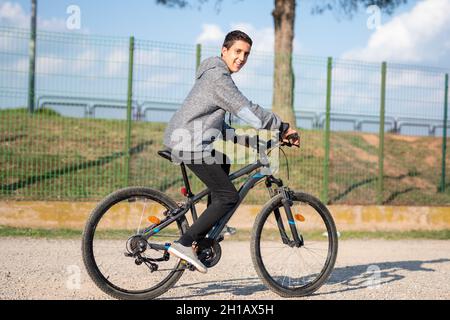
251, 192, 338, 297
82, 187, 189, 300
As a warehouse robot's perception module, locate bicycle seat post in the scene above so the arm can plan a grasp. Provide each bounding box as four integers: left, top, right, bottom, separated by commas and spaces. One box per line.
180, 163, 193, 198
179, 163, 200, 222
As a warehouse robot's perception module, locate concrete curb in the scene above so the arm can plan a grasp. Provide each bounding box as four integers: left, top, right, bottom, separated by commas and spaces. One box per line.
0, 201, 449, 231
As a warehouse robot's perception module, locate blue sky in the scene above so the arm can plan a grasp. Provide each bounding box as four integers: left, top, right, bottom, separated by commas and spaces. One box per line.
3, 0, 449, 69
0, 0, 449, 130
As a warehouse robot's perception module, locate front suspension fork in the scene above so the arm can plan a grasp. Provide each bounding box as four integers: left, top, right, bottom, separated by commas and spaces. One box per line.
279, 188, 304, 247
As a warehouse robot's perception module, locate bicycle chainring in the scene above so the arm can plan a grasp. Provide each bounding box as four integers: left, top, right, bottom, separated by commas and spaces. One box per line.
196, 238, 222, 268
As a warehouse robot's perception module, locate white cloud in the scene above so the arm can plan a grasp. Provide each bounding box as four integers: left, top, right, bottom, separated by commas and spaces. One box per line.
137, 73, 185, 90
0, 1, 28, 27
136, 48, 180, 67
0, 1, 87, 32
336, 0, 449, 119
229, 22, 274, 53
14, 57, 28, 72
38, 16, 67, 32
196, 24, 225, 45
36, 55, 65, 74
342, 0, 450, 65
326, 61, 446, 119
105, 48, 128, 77
0, 28, 26, 52
32, 49, 101, 76
71, 49, 99, 74
196, 22, 302, 55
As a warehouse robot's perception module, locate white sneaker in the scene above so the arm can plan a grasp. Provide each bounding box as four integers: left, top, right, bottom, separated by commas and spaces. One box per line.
168, 242, 208, 273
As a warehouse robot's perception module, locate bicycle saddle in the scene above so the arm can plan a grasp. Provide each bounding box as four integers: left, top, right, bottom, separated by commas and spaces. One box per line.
157, 150, 174, 162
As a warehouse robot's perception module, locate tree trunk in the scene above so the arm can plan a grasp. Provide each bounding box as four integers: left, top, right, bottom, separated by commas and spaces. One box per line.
272, 0, 297, 128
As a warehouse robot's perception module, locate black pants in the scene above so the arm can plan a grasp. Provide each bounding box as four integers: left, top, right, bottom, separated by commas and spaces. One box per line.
178, 162, 240, 246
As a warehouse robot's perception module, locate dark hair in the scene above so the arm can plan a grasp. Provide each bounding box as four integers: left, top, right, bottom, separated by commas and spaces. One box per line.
222, 30, 253, 49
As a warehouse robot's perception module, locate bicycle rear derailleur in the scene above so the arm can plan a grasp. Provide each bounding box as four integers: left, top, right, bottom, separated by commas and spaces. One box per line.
124, 235, 169, 272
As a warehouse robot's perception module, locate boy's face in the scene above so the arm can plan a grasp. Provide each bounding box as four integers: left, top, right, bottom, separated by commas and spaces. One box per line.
221, 40, 251, 73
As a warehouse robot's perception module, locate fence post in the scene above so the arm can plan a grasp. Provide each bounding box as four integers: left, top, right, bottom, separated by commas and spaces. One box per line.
377, 62, 387, 204
27, 0, 37, 114
322, 57, 332, 204
196, 44, 202, 72
125, 36, 135, 187
440, 73, 449, 192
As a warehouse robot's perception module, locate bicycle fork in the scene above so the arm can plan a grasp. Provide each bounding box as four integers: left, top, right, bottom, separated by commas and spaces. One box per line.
277, 188, 304, 248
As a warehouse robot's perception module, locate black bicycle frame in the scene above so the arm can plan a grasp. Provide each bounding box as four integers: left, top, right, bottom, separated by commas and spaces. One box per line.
142, 158, 302, 247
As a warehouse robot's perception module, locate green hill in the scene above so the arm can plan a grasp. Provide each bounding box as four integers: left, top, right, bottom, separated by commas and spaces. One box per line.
1, 108, 449, 205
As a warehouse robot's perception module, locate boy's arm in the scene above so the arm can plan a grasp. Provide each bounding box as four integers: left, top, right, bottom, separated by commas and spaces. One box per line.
213, 72, 290, 137
221, 120, 250, 147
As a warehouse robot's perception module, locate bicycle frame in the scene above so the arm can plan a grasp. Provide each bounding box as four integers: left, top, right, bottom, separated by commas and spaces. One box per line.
141, 154, 303, 249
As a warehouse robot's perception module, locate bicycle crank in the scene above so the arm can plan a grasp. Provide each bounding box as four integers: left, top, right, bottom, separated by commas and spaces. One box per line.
195, 238, 222, 268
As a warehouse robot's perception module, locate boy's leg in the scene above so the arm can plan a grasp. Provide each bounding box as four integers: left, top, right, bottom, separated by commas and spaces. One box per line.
207, 162, 231, 206
179, 162, 239, 246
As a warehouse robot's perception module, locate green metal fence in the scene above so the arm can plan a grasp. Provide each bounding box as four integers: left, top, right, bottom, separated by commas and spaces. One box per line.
1, 26, 449, 205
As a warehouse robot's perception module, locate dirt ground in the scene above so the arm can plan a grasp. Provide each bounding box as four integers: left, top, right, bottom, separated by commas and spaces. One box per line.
1, 238, 449, 300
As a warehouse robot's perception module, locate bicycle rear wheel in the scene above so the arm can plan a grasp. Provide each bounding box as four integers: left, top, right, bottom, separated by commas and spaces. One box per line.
82, 187, 188, 300
251, 192, 338, 297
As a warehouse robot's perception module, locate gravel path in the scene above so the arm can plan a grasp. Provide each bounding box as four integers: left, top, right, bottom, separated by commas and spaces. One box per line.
1, 238, 449, 300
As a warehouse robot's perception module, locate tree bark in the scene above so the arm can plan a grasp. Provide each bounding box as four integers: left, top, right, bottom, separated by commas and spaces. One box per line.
272, 0, 297, 127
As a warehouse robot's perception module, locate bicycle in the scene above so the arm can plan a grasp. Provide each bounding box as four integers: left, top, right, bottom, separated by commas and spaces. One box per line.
82, 134, 338, 299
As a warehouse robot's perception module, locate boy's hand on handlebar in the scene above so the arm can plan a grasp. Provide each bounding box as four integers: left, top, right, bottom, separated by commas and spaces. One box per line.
281, 128, 300, 148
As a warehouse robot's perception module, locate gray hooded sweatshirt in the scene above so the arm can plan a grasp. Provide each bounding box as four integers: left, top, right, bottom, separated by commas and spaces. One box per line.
163, 56, 288, 161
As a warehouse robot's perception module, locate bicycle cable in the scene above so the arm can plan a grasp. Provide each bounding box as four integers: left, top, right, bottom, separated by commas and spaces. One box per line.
279, 147, 290, 181
267, 145, 290, 180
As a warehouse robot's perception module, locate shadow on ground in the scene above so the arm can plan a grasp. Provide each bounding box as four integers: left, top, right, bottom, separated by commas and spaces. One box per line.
161, 258, 450, 299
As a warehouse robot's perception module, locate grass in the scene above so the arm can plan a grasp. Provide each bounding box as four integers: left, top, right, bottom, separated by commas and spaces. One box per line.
0, 225, 180, 240
1, 225, 449, 240
337, 230, 450, 240
231, 228, 450, 241
0, 225, 82, 239
1, 108, 450, 205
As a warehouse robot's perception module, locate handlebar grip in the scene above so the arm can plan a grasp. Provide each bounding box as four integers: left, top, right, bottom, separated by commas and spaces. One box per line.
281, 132, 300, 148
286, 132, 299, 141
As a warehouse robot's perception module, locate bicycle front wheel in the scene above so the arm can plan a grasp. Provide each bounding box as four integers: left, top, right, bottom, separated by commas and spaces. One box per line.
251, 192, 338, 297
82, 187, 188, 300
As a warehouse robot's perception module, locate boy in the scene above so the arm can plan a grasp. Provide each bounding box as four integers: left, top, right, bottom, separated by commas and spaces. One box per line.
163, 30, 299, 273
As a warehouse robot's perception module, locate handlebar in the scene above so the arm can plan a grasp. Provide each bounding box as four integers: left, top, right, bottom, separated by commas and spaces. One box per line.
280, 132, 300, 148
249, 132, 299, 153
236, 132, 299, 177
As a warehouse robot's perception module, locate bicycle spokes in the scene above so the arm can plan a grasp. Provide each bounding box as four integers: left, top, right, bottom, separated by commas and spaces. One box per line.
257, 199, 334, 291
91, 196, 183, 292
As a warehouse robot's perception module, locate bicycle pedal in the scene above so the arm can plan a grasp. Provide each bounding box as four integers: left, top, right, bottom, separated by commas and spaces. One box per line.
220, 226, 237, 237
181, 260, 197, 271
188, 264, 196, 271
179, 260, 196, 271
